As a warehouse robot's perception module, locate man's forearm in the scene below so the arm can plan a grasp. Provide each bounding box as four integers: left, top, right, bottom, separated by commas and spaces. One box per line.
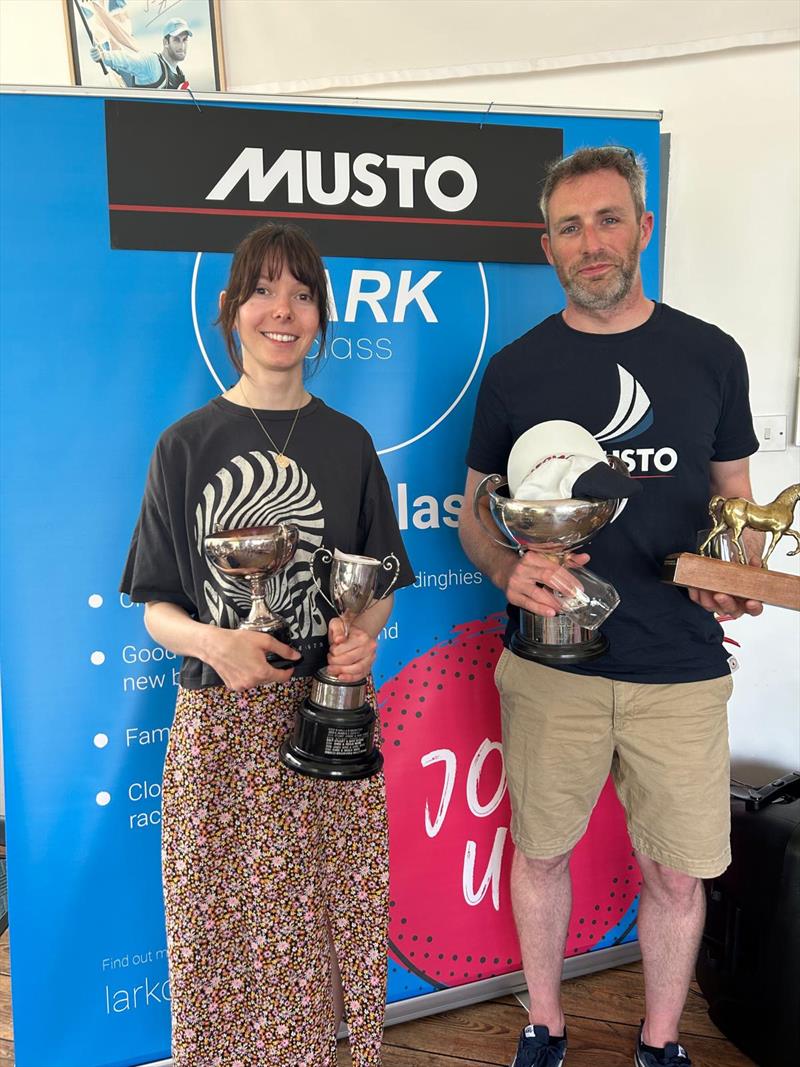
708, 457, 765, 561
709, 460, 754, 501
458, 468, 518, 591
100, 47, 160, 81
459, 510, 516, 592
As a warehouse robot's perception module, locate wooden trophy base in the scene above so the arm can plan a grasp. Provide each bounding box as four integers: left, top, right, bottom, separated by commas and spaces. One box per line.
662, 553, 800, 610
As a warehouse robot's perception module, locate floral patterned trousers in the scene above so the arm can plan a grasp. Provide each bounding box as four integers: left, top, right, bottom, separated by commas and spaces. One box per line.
161, 679, 388, 1066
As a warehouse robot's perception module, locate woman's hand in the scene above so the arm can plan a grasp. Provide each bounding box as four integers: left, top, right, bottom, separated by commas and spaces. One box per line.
204, 627, 299, 691
143, 602, 299, 691
325, 618, 377, 682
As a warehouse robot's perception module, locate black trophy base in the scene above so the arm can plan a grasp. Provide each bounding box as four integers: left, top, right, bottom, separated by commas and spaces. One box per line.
266, 649, 304, 671
240, 619, 304, 671
510, 629, 609, 664
279, 696, 383, 781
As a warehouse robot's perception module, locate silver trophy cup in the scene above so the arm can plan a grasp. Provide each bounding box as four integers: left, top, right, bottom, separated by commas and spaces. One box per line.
205, 523, 301, 669
279, 548, 400, 780
474, 471, 624, 663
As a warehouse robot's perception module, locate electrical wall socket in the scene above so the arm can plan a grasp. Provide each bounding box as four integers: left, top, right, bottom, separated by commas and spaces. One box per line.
752, 414, 787, 452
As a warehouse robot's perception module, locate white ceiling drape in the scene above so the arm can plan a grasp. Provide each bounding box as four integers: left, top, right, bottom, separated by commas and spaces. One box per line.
224, 0, 799, 95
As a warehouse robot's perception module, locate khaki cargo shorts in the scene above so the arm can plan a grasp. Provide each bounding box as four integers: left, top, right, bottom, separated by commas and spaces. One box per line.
495, 650, 734, 878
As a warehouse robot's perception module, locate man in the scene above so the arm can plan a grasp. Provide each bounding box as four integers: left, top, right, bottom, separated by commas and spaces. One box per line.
459, 146, 762, 1067
89, 15, 191, 89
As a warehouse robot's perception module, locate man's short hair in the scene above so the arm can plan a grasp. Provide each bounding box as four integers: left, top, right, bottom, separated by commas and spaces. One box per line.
539, 146, 647, 228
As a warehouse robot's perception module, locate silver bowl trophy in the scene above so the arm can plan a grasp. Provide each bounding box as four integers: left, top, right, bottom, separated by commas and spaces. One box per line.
279, 548, 400, 780
473, 458, 627, 664
204, 524, 302, 669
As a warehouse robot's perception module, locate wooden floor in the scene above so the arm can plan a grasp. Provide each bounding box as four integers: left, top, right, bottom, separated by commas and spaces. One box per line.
0, 935, 753, 1066
339, 960, 756, 1067
0, 930, 11, 1063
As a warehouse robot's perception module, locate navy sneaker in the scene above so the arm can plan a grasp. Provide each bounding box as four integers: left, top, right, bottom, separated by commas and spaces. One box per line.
634, 1023, 692, 1066
511, 1024, 567, 1067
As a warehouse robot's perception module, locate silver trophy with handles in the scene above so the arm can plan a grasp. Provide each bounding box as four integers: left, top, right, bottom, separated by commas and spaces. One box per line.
472, 420, 636, 663
279, 548, 400, 780
473, 477, 622, 662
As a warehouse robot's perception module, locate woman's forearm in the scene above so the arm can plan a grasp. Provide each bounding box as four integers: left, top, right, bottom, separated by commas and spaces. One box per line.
143, 601, 299, 690
146, 595, 395, 651
354, 594, 393, 637
143, 601, 217, 661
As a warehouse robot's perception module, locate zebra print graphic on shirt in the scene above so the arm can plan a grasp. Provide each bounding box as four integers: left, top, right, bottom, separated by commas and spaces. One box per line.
194, 450, 327, 639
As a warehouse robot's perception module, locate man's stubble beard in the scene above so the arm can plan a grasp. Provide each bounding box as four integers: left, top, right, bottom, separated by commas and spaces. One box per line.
166, 42, 186, 64
554, 234, 641, 312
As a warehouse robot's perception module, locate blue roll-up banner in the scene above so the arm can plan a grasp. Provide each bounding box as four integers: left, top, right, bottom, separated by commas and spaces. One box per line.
0, 89, 660, 1067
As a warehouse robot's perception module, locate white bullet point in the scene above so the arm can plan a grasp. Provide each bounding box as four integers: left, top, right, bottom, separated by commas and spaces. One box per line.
93, 733, 109, 749
88, 594, 104, 608
96, 791, 111, 806
90, 651, 106, 666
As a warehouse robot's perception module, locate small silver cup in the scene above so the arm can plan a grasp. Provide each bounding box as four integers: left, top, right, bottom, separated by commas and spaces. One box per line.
697, 528, 748, 565
311, 549, 400, 684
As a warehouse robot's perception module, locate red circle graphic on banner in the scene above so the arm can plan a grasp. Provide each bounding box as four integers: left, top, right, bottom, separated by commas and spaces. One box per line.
380, 614, 640, 988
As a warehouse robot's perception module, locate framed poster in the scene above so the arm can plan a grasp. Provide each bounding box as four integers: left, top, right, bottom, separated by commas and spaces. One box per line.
64, 0, 225, 90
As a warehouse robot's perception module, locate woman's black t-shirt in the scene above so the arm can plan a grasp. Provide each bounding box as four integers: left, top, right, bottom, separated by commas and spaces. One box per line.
121, 396, 414, 688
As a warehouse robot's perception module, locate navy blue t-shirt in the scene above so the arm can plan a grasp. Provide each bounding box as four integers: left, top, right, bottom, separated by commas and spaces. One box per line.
466, 303, 758, 683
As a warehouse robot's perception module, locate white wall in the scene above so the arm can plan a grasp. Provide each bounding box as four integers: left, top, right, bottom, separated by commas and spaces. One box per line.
1, 3, 798, 783
0, 0, 71, 85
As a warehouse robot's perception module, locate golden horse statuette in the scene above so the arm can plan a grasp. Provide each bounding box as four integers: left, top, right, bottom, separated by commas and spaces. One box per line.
663, 483, 800, 611
698, 483, 800, 568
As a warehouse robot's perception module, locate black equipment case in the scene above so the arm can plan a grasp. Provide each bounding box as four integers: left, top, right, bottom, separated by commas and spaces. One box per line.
696, 773, 800, 1067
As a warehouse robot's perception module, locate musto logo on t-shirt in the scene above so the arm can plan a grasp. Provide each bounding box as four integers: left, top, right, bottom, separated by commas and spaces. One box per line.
380, 615, 641, 988
597, 365, 677, 477
192, 255, 488, 456
193, 450, 326, 640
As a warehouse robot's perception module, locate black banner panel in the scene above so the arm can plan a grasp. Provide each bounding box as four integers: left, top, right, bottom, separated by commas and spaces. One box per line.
105, 101, 562, 263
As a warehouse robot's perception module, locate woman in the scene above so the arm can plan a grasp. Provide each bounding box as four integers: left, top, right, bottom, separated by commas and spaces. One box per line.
121, 223, 414, 1066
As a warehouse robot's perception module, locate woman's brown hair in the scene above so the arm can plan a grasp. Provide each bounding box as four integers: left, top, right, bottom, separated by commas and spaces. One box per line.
215, 223, 329, 376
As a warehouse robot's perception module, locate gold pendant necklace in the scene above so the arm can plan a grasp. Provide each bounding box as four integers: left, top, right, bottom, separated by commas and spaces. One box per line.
239, 381, 303, 468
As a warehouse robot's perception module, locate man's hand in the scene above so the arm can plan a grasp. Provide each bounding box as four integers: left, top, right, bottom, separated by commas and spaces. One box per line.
325, 618, 377, 682
89, 43, 105, 64
689, 524, 765, 619
505, 550, 591, 617
687, 587, 763, 620
694, 459, 765, 620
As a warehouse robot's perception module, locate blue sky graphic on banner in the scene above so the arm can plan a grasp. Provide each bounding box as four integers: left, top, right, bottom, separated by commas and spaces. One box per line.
0, 90, 659, 1067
